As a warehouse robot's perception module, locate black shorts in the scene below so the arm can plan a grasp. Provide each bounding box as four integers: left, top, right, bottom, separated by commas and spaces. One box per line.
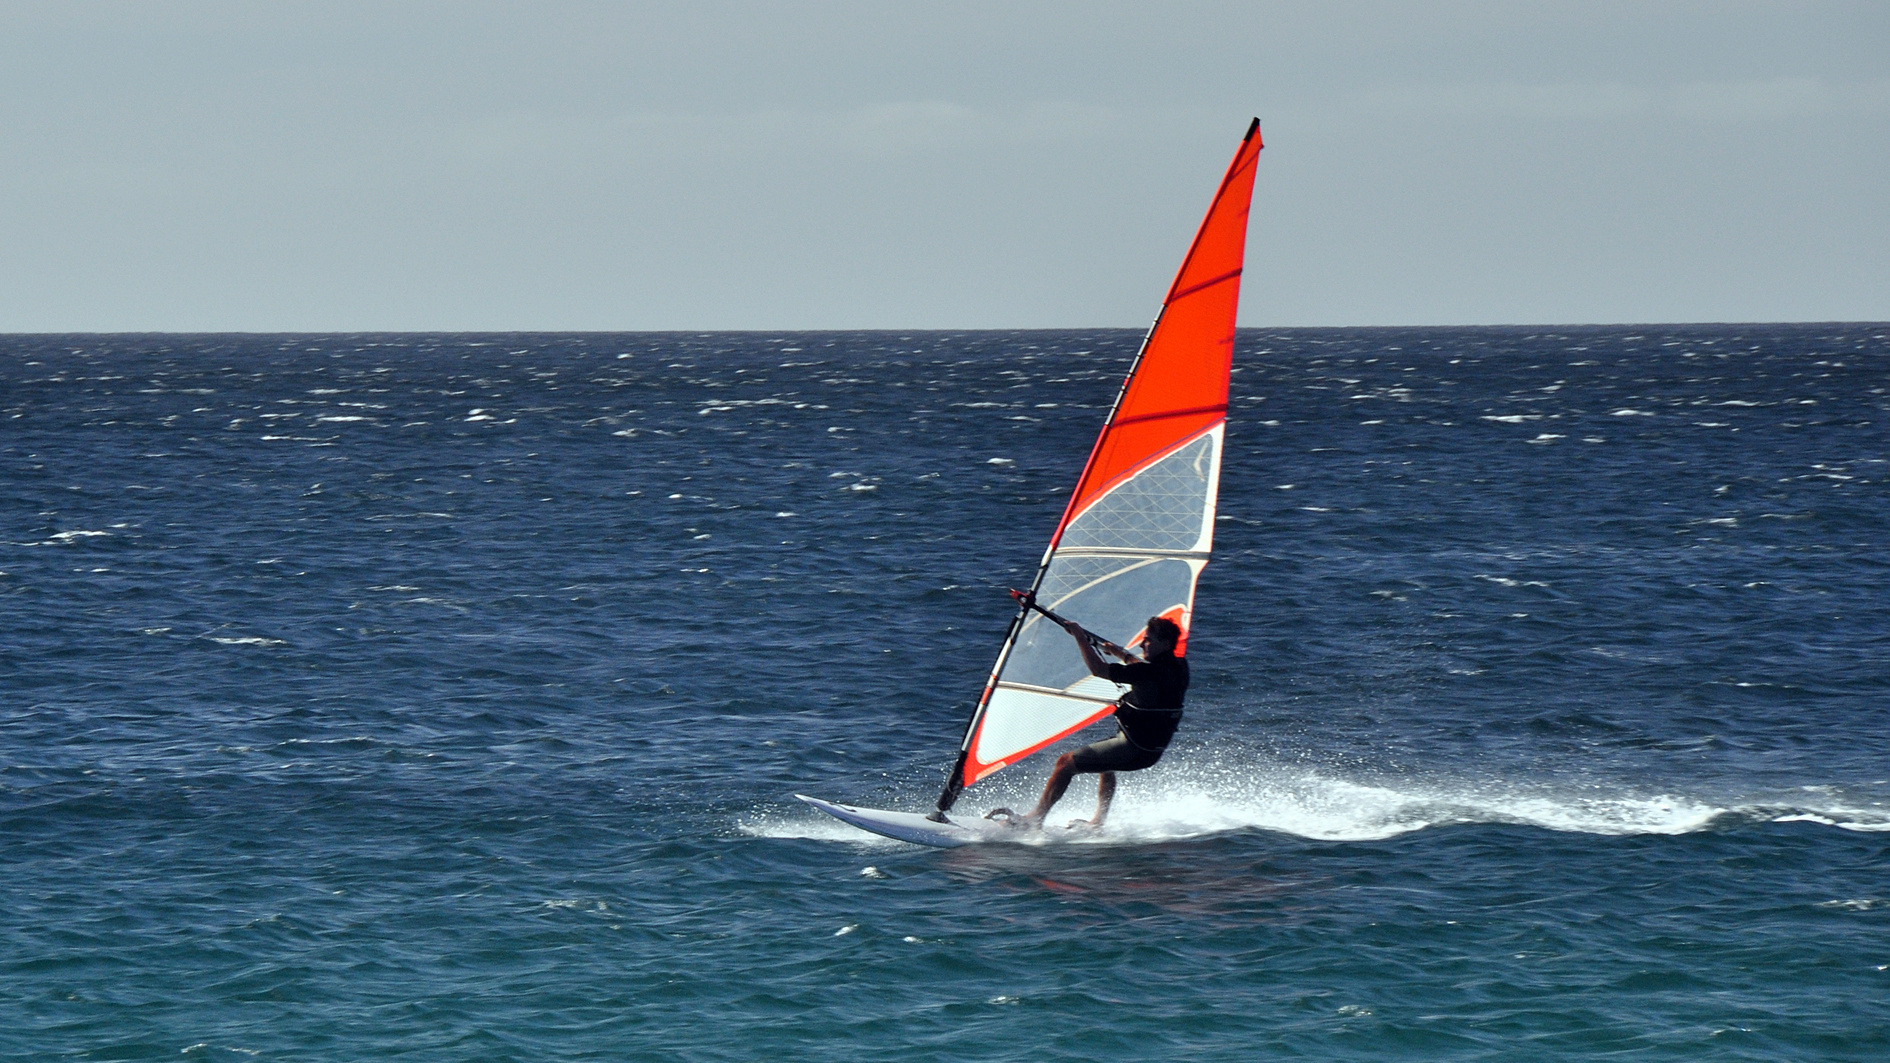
1067, 730, 1166, 774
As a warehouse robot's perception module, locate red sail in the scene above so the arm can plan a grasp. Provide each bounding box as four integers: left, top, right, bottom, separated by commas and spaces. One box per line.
1053, 119, 1263, 546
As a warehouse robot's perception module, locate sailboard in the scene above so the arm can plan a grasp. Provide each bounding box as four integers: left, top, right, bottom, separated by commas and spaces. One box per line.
794, 795, 1091, 848
804, 119, 1264, 847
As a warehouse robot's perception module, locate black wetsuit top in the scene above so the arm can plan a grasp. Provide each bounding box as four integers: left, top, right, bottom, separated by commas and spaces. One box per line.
1104, 651, 1188, 751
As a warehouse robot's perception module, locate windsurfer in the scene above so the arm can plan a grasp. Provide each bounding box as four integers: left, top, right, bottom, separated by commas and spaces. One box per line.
988, 616, 1188, 830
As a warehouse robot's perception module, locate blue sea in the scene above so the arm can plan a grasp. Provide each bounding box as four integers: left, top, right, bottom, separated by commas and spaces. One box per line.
3, 325, 1887, 1060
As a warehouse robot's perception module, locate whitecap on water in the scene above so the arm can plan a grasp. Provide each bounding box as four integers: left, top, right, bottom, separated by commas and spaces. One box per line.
52, 529, 110, 540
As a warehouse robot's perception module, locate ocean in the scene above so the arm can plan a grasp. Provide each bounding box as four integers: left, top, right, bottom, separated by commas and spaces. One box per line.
2, 325, 1886, 1060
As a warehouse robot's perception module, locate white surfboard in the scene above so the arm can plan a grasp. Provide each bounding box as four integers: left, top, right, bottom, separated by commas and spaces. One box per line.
796, 794, 1086, 848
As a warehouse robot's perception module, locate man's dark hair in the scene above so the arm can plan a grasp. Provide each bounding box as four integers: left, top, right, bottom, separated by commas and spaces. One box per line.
1145, 617, 1182, 646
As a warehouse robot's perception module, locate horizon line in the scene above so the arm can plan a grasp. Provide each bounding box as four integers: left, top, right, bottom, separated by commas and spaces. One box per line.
4, 320, 1886, 338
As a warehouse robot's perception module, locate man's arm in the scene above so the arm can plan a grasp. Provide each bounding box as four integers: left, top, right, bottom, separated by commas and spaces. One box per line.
1060, 619, 1136, 677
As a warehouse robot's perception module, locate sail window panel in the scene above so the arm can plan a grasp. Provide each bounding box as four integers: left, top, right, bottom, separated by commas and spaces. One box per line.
1035, 554, 1149, 610
973, 688, 1113, 767
1058, 430, 1220, 553
999, 556, 1201, 692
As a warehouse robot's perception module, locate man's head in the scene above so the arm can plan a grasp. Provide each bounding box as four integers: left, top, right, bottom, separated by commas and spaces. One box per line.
1143, 617, 1182, 655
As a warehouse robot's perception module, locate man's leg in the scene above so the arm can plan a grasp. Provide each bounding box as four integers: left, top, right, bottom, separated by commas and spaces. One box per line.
1021, 752, 1081, 826
1085, 771, 1116, 828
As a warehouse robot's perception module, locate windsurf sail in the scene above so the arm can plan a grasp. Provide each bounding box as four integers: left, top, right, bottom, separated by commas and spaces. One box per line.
936, 119, 1263, 814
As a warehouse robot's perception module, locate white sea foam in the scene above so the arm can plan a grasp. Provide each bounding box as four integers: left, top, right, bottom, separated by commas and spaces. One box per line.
1772, 807, 1890, 832
1091, 767, 1731, 842
756, 758, 1890, 848
749, 773, 1721, 848
1162, 773, 1890, 840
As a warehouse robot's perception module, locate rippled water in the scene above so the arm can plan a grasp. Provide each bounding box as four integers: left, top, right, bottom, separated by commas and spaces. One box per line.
2, 326, 1886, 1059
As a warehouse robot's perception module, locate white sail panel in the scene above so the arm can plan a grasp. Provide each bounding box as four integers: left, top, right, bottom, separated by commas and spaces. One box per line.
1057, 426, 1223, 555
961, 429, 1223, 783
971, 687, 1115, 768
998, 556, 1203, 691
961, 551, 1208, 782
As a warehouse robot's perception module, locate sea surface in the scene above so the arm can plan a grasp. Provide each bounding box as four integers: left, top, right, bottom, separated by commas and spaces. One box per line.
2, 325, 1887, 1060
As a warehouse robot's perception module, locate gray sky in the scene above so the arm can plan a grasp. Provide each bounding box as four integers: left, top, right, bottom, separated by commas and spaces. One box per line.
2, 1, 1885, 331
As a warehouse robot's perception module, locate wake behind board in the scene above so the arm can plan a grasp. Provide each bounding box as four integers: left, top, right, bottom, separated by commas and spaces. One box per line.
796, 794, 1088, 848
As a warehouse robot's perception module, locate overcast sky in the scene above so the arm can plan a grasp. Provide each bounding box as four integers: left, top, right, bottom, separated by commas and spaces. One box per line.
2, 1, 1885, 331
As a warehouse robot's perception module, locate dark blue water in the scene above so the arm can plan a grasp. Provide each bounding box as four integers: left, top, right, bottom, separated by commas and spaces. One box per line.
3, 326, 1886, 1060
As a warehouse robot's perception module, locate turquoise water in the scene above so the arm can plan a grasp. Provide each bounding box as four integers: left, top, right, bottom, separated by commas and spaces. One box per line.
3, 326, 1887, 1059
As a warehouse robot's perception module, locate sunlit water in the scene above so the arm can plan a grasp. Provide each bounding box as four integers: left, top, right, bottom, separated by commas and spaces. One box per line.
3, 326, 1886, 1060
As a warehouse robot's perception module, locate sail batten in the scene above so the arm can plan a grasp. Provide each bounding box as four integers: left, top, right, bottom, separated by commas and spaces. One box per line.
1052, 548, 1213, 560
1169, 267, 1244, 302
936, 120, 1262, 810
992, 683, 1121, 704
1107, 403, 1230, 430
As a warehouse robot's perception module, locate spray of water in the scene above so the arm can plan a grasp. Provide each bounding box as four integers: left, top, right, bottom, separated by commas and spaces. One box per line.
748, 754, 1888, 845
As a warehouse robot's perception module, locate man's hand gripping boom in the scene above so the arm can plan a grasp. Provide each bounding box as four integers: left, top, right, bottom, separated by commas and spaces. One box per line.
1008, 589, 1140, 664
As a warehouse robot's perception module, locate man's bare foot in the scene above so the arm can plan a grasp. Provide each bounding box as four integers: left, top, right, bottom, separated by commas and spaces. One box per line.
983, 808, 1041, 830
1065, 818, 1104, 831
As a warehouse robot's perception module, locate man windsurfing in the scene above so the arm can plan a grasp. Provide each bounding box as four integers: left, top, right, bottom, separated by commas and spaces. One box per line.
986, 613, 1188, 830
